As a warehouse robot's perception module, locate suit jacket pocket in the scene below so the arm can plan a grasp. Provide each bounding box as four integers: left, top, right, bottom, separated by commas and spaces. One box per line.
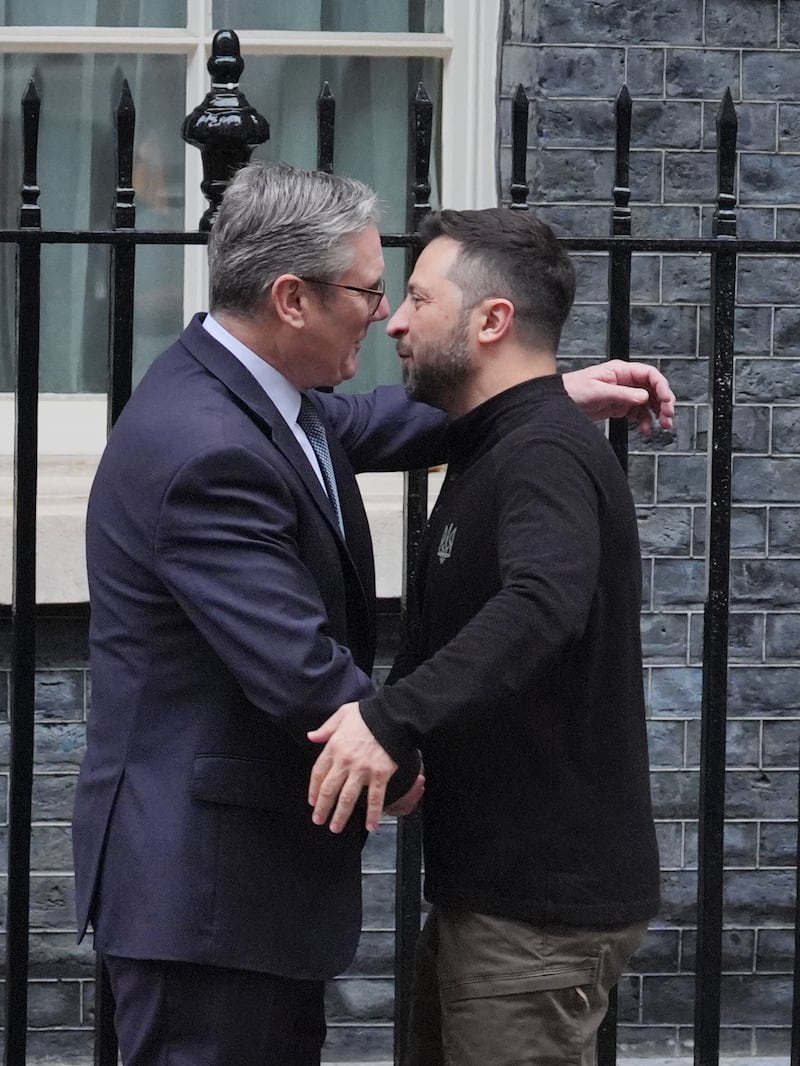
191, 754, 303, 813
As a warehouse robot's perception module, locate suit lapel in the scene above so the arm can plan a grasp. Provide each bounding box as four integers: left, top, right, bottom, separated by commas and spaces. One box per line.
178, 317, 375, 647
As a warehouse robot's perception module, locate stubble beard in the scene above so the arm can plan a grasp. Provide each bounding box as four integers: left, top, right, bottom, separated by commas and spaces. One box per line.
403, 311, 472, 410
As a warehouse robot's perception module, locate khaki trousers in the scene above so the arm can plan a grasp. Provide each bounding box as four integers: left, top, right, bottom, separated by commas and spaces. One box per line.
403, 907, 648, 1066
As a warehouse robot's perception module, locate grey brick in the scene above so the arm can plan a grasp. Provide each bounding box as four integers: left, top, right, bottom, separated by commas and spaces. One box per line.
757, 927, 795, 972
726, 768, 798, 818
503, 0, 524, 40
630, 205, 702, 238
658, 869, 698, 924
761, 718, 800, 766
559, 305, 608, 354
772, 406, 800, 453
35, 670, 84, 723
724, 721, 762, 769
776, 210, 800, 241
0, 671, 7, 720
738, 258, 800, 305
734, 458, 800, 503
661, 254, 708, 303
629, 927, 681, 972
641, 556, 654, 607
641, 974, 694, 1023
616, 1026, 681, 1056
650, 665, 703, 717
631, 306, 699, 356
783, 0, 800, 46
326, 976, 394, 1023
768, 506, 800, 554
652, 558, 705, 608
29, 874, 76, 929
692, 506, 767, 556
656, 454, 707, 502
630, 254, 662, 302
655, 820, 685, 868
683, 821, 698, 867
632, 101, 702, 149
27, 980, 82, 1027
720, 973, 794, 1024
361, 818, 397, 872
342, 930, 395, 978
779, 103, 800, 151
728, 664, 800, 713
626, 48, 666, 97
641, 612, 689, 662
527, 0, 703, 45
666, 49, 740, 99
629, 453, 656, 504
730, 559, 800, 607
703, 205, 775, 239
33, 723, 86, 770
527, 202, 610, 237
658, 357, 708, 402
536, 99, 616, 149
756, 1027, 792, 1055
703, 102, 778, 152
616, 972, 643, 1024
681, 927, 756, 971
637, 506, 692, 555
571, 253, 609, 301
741, 153, 800, 204
663, 151, 721, 203
34, 616, 89, 669
30, 825, 74, 873
650, 770, 699, 817
723, 869, 796, 924
361, 872, 395, 929
322, 1024, 392, 1061
759, 821, 797, 866
689, 611, 766, 663
743, 49, 800, 99
696, 404, 771, 453
725, 820, 760, 866
26, 1030, 101, 1061
765, 613, 800, 660
704, 0, 778, 47
529, 147, 660, 203
28, 931, 96, 979
501, 45, 626, 97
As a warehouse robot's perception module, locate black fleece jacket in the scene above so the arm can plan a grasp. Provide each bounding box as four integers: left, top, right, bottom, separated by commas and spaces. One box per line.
360, 375, 660, 927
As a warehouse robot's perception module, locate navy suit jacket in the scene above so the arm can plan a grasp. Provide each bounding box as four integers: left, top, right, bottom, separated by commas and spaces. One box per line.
72, 315, 444, 980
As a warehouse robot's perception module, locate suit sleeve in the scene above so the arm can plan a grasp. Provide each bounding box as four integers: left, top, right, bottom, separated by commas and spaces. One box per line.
153, 443, 375, 749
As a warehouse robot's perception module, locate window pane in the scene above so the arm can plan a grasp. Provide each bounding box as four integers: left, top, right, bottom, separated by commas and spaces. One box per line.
1, 0, 186, 27
245, 53, 442, 391
214, 0, 443, 33
0, 53, 186, 392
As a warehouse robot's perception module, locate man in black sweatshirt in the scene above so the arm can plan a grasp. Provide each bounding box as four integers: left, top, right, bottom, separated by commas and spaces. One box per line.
308, 208, 660, 1065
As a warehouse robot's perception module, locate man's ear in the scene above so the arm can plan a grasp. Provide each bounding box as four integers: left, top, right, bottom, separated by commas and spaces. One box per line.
271, 274, 307, 329
476, 298, 515, 347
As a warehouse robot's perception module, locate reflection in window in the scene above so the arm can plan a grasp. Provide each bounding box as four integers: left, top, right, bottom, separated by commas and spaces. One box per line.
0, 0, 185, 27
213, 0, 443, 33
0, 53, 186, 392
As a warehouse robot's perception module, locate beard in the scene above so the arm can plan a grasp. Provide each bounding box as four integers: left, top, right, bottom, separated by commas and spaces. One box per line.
402, 310, 472, 409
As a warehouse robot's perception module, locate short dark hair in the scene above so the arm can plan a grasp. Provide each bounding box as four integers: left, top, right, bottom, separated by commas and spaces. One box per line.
419, 208, 576, 352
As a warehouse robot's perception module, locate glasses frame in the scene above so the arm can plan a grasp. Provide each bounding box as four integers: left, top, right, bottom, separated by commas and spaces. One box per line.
300, 276, 386, 316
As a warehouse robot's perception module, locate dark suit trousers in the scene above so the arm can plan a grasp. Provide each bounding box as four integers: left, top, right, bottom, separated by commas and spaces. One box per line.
104, 955, 326, 1066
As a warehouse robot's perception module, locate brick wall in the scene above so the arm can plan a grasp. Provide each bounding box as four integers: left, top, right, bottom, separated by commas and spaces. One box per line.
500, 0, 800, 1058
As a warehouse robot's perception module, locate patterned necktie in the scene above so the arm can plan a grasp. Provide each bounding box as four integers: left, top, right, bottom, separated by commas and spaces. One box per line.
297, 394, 345, 536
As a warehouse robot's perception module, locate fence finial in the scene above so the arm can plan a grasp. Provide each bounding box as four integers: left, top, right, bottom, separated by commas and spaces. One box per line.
181, 29, 270, 231
317, 82, 335, 174
714, 88, 738, 239
509, 84, 529, 210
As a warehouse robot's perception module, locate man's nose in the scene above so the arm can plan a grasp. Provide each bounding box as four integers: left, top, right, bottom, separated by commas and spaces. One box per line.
371, 293, 390, 322
386, 304, 408, 337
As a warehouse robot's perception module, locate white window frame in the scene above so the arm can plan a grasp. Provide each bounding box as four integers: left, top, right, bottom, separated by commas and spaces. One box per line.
0, 0, 500, 601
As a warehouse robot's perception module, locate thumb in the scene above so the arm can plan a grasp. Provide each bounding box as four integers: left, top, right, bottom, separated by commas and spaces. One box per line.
307, 706, 344, 743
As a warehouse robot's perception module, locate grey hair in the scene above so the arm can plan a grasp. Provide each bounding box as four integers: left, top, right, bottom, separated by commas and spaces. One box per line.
208, 161, 380, 316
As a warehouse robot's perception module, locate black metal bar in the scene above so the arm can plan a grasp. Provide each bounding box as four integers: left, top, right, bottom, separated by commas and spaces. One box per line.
4, 77, 41, 1066
107, 78, 137, 433
605, 84, 633, 480
693, 88, 738, 1066
1, 230, 800, 256
509, 84, 530, 210
182, 29, 269, 231
317, 81, 335, 174
394, 79, 434, 1066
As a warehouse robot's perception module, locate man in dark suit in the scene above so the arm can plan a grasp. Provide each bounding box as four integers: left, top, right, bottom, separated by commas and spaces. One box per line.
73, 162, 675, 1066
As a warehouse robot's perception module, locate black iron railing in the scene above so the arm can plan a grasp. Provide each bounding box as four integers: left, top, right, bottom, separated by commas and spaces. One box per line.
1, 25, 798, 1066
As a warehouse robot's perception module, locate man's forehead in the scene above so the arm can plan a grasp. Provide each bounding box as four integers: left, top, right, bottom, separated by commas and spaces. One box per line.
411, 236, 461, 285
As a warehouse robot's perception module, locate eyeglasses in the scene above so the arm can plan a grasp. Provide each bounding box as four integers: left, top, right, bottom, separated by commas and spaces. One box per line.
301, 276, 386, 317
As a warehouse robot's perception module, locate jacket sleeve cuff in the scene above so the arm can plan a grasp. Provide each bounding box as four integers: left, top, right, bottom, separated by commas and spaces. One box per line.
359, 694, 419, 805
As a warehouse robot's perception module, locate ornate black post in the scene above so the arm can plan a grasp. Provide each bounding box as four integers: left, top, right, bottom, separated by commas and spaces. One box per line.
317, 81, 336, 174
509, 84, 530, 210
694, 87, 738, 1066
182, 29, 269, 231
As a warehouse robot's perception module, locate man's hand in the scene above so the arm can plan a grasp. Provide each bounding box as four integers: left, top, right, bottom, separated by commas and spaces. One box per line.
563, 360, 676, 433
308, 702, 397, 833
384, 771, 425, 817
